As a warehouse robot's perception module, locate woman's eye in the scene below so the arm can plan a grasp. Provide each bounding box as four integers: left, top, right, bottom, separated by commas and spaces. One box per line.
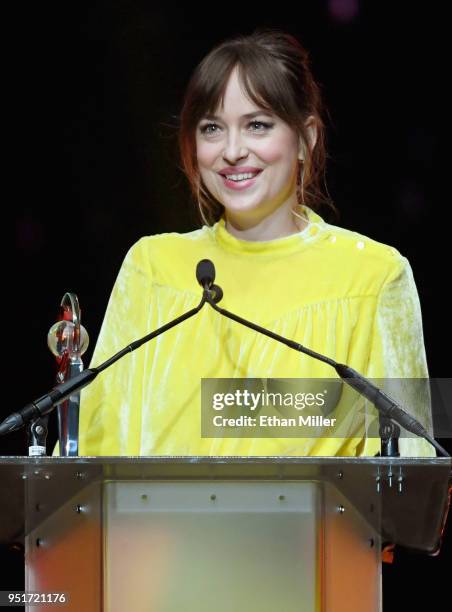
199, 120, 274, 135
200, 123, 220, 135
248, 121, 273, 131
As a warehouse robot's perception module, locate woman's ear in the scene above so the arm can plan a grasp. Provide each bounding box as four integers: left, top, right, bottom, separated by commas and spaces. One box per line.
298, 115, 318, 159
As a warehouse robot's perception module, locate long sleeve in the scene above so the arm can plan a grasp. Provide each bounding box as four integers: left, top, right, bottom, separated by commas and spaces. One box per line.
74, 238, 153, 455
80, 239, 152, 454
89, 238, 153, 364
362, 253, 435, 456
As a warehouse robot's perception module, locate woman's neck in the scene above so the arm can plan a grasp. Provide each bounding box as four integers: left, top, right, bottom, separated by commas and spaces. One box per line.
224, 202, 308, 241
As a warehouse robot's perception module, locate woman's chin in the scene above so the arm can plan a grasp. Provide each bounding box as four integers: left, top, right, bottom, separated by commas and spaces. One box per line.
222, 199, 264, 217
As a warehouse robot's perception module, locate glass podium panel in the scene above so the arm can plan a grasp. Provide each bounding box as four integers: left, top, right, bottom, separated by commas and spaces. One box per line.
104, 481, 321, 612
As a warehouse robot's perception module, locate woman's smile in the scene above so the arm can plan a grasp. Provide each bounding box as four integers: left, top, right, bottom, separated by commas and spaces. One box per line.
219, 168, 264, 190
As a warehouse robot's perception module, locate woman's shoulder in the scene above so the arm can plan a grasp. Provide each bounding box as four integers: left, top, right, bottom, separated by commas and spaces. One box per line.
122, 226, 213, 258
143, 226, 210, 242
306, 210, 413, 295
321, 217, 408, 275
305, 205, 405, 269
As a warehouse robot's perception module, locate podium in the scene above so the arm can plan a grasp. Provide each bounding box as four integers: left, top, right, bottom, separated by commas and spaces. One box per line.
0, 456, 450, 612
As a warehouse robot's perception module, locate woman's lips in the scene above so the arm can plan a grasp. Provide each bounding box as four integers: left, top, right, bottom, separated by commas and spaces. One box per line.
220, 170, 262, 191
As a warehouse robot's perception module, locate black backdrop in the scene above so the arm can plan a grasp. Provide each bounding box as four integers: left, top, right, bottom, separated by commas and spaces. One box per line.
6, 1, 451, 608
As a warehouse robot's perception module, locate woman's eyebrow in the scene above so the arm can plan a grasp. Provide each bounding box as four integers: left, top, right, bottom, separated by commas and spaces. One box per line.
202, 110, 274, 121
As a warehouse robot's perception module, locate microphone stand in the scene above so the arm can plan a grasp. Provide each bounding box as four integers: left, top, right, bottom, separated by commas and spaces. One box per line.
379, 418, 400, 457
2, 257, 447, 459
0, 291, 214, 443
200, 284, 448, 458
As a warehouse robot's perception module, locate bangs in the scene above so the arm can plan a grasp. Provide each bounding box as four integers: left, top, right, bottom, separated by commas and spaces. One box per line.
195, 57, 298, 127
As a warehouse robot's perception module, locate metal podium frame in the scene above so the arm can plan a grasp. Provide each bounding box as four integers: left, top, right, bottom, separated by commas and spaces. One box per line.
0, 456, 450, 612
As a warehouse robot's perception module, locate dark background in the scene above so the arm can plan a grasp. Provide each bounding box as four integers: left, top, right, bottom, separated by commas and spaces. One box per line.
5, 1, 450, 609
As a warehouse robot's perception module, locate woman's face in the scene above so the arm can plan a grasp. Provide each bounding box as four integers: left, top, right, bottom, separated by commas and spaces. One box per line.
196, 67, 304, 226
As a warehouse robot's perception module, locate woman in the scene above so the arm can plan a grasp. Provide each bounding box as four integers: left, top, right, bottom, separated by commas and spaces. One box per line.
73, 30, 434, 457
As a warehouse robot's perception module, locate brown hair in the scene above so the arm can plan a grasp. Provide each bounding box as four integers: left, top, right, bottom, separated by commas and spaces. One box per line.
178, 28, 335, 225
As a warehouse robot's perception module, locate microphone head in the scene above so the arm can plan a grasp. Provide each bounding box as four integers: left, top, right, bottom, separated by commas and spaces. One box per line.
210, 284, 223, 303
196, 259, 216, 288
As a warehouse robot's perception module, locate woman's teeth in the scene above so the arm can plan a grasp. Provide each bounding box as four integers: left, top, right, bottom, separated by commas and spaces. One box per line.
225, 172, 257, 182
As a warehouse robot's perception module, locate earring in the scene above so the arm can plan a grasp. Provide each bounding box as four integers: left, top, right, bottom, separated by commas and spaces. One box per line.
196, 181, 212, 227
291, 159, 309, 229
296, 159, 306, 206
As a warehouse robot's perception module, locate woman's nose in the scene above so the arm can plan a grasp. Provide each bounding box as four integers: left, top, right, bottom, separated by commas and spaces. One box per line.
222, 131, 249, 163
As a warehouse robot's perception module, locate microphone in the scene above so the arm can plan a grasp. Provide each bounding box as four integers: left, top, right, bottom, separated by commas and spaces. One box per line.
196, 259, 215, 289
196, 259, 223, 303
3, 258, 446, 458
0, 266, 213, 437
199, 269, 449, 458
0, 369, 98, 435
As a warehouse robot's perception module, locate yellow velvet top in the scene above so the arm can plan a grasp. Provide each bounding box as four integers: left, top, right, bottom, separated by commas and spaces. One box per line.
74, 205, 434, 457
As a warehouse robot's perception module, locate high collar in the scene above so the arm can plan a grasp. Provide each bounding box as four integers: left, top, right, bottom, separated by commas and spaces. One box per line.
211, 205, 328, 256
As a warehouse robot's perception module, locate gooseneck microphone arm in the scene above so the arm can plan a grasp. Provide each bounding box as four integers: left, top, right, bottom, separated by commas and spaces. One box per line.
198, 261, 449, 458
0, 284, 212, 437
